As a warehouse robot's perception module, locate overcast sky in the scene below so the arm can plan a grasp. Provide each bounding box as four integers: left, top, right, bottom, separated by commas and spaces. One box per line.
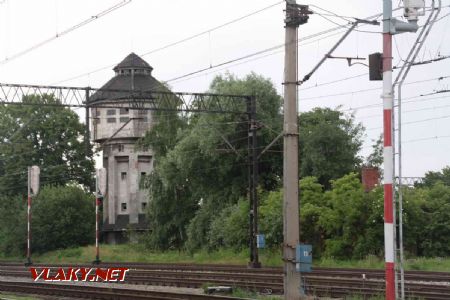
0, 0, 449, 177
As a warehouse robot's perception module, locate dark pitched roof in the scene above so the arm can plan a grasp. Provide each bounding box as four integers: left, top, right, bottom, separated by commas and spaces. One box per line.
113, 52, 153, 71
89, 73, 165, 102
89, 53, 165, 103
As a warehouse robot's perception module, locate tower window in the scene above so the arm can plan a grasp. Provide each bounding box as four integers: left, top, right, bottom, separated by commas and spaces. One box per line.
139, 172, 147, 189
118, 144, 124, 152
120, 117, 129, 123
107, 118, 116, 123
120, 108, 129, 115
121, 203, 127, 211
121, 172, 127, 180
107, 109, 116, 116
141, 202, 147, 210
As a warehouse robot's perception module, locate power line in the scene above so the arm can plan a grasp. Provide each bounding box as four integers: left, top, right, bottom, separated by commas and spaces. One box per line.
53, 4, 388, 88
299, 74, 450, 101
344, 94, 450, 113
361, 134, 450, 149
59, 6, 385, 86
299, 73, 367, 91
366, 114, 450, 131
169, 28, 350, 86
165, 24, 366, 83
311, 10, 381, 34
165, 6, 397, 85
403, 135, 450, 144
0, 0, 132, 65
355, 102, 450, 120
51, 0, 284, 85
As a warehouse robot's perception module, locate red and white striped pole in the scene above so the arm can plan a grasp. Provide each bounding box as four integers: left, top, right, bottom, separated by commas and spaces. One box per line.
95, 195, 100, 263
94, 174, 101, 264
382, 0, 395, 299
26, 166, 32, 266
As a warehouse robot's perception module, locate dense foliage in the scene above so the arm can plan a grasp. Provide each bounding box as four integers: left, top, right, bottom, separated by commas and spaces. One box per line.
0, 194, 26, 256
299, 108, 363, 188
1, 74, 447, 260
207, 170, 450, 259
32, 185, 95, 253
0, 185, 94, 256
0, 94, 95, 257
0, 94, 95, 195
141, 73, 364, 251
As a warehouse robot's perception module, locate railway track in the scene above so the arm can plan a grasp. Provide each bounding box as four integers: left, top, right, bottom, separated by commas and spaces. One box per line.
1, 261, 449, 282
0, 262, 449, 299
0, 280, 245, 300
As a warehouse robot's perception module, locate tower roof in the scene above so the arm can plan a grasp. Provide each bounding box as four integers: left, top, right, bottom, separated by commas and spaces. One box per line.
113, 52, 153, 72
89, 53, 164, 103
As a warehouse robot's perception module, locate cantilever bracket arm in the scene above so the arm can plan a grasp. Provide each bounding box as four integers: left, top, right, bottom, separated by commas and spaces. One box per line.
258, 131, 283, 160
298, 18, 379, 85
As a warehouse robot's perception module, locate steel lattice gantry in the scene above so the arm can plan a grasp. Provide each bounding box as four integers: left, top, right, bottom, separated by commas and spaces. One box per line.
0, 83, 249, 113
0, 82, 261, 267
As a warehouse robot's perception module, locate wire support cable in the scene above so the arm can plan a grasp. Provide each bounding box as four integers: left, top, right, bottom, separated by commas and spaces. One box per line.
0, 0, 132, 65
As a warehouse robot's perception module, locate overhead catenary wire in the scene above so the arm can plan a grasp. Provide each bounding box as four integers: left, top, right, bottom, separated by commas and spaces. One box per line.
169, 8, 450, 86
165, 12, 388, 85
342, 94, 450, 113
56, 5, 390, 87
299, 74, 450, 101
361, 134, 450, 149
0, 0, 132, 65
51, 0, 284, 85
168, 28, 351, 86
366, 113, 450, 131
169, 15, 450, 87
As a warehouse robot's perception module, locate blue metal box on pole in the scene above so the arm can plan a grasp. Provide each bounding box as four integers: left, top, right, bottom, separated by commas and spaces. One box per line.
256, 234, 265, 249
296, 244, 312, 273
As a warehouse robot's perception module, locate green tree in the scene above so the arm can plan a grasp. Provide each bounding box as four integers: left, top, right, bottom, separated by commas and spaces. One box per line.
259, 177, 326, 254
32, 185, 94, 253
403, 183, 450, 256
366, 134, 383, 168
259, 190, 283, 247
299, 108, 364, 189
421, 166, 450, 187
319, 173, 369, 258
140, 73, 364, 251
0, 94, 95, 195
0, 195, 26, 256
207, 199, 249, 251
299, 177, 327, 257
143, 172, 195, 250
141, 73, 283, 251
421, 183, 450, 256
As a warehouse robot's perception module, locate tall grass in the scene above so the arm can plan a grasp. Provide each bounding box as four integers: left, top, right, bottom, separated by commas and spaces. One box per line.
6, 245, 448, 272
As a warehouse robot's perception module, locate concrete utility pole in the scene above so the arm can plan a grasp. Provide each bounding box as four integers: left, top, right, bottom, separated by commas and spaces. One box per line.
283, 1, 310, 299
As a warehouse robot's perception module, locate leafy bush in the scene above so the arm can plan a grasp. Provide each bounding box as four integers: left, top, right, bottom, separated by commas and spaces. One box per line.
208, 199, 248, 251
32, 185, 94, 253
0, 195, 26, 256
